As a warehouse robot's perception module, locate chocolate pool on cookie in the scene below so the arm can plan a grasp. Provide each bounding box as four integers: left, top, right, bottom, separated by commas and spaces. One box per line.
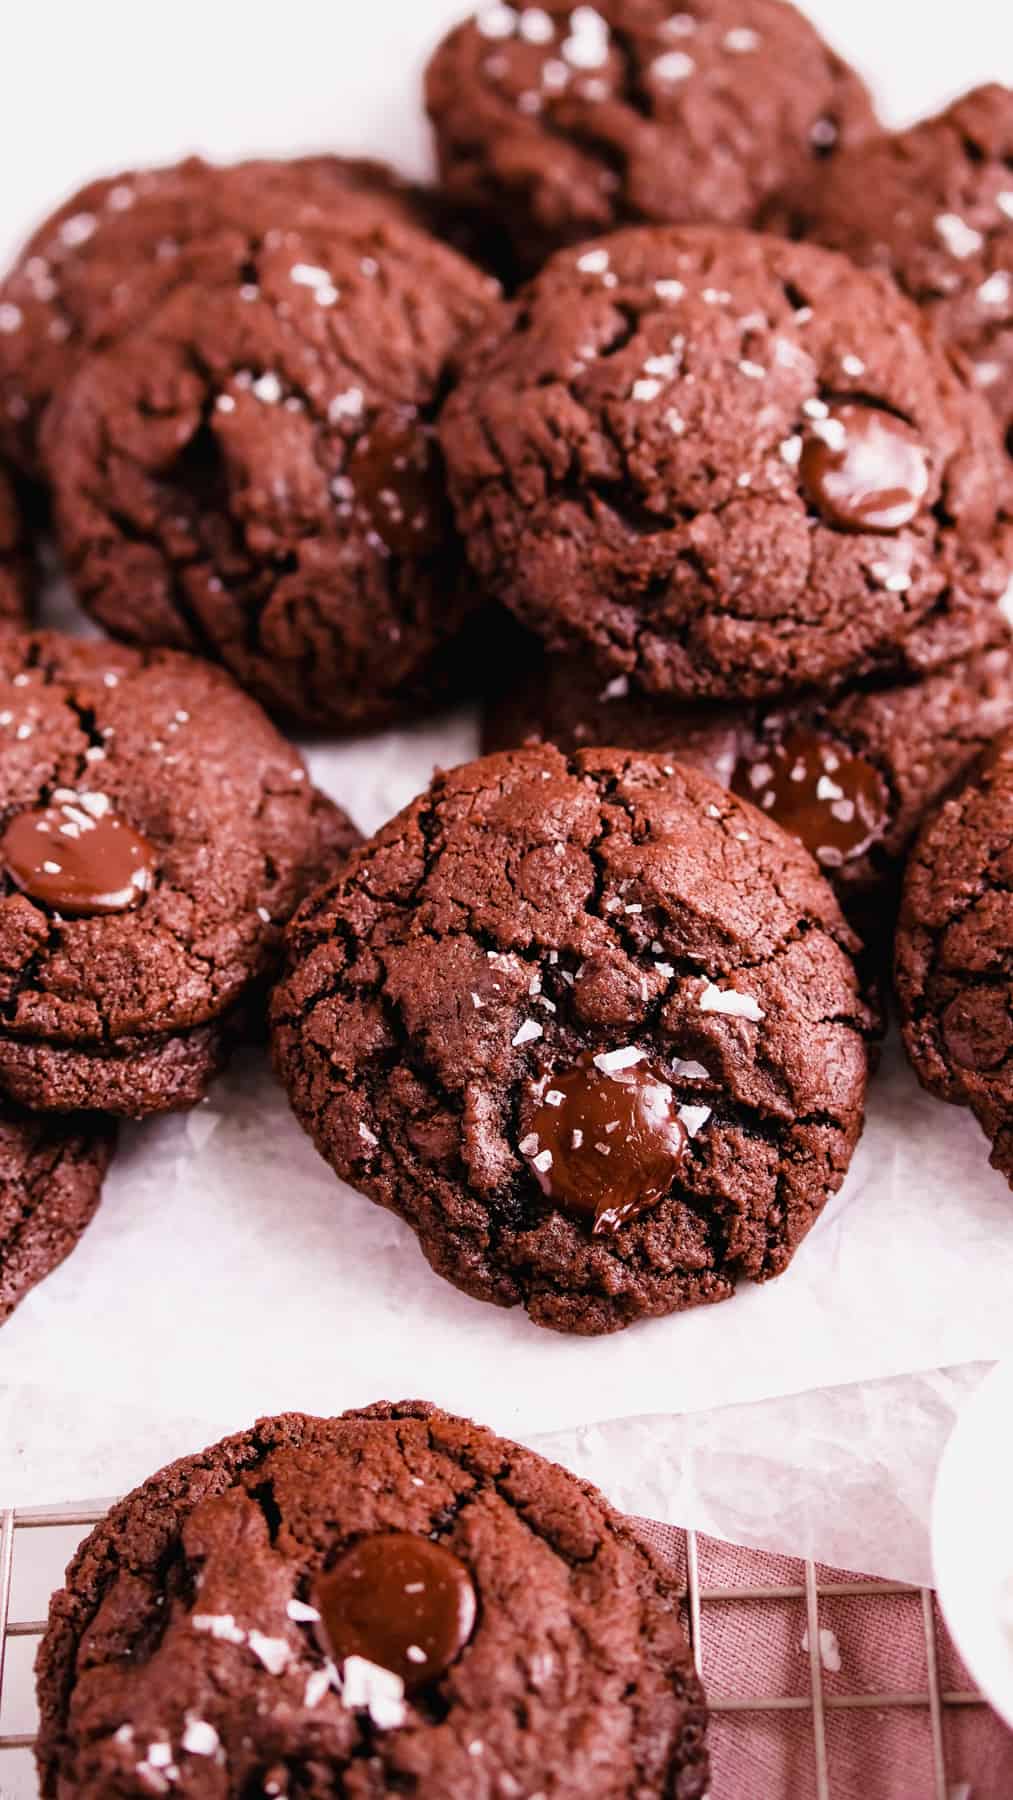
44, 196, 499, 732
34, 1403, 709, 1799
272, 746, 873, 1334
0, 633, 359, 1117
441, 227, 1008, 701
426, 0, 876, 273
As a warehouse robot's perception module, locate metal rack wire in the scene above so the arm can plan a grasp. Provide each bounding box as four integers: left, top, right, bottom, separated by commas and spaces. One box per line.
0, 1505, 990, 1799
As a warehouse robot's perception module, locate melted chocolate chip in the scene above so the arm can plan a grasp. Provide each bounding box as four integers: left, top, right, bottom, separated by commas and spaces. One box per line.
0, 792, 156, 915
732, 724, 889, 870
342, 416, 447, 556
799, 403, 930, 531
315, 1532, 477, 1690
521, 1050, 688, 1236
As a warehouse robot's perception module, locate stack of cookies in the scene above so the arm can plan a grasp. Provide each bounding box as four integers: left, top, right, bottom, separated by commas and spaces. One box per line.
2, 7, 1013, 1794
0, 3, 1009, 1345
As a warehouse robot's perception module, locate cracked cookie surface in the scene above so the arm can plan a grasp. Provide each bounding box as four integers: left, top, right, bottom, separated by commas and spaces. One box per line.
0, 466, 30, 626
35, 1401, 709, 1800
0, 1100, 115, 1325
0, 632, 359, 1117
0, 153, 426, 478
766, 84, 1013, 473
482, 635, 1013, 928
440, 226, 1008, 701
426, 0, 876, 273
272, 746, 872, 1334
897, 723, 1013, 1188
44, 197, 499, 731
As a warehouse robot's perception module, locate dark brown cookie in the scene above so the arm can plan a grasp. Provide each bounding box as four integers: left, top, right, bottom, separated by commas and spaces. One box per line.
765, 85, 1013, 469
272, 746, 872, 1335
0, 465, 31, 626
425, 0, 877, 274
482, 636, 1013, 921
896, 724, 1013, 1187
35, 1401, 709, 1800
0, 632, 359, 1118
0, 1101, 115, 1325
0, 153, 428, 479
441, 226, 1008, 701
44, 199, 499, 731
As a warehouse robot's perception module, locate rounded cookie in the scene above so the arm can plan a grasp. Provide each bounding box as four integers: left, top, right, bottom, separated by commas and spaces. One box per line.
426, 0, 876, 274
482, 637, 1013, 921
272, 746, 872, 1334
441, 227, 1008, 701
0, 1102, 115, 1325
897, 723, 1013, 1187
45, 200, 498, 731
0, 632, 359, 1117
0, 153, 428, 478
765, 85, 1013, 465
0, 465, 31, 626
35, 1401, 709, 1800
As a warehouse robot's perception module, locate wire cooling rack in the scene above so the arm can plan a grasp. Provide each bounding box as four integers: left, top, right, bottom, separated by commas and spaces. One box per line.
0, 1505, 1000, 1800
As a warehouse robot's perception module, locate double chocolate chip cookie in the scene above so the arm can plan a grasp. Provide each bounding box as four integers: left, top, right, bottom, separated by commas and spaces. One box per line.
897, 723, 1013, 1188
426, 0, 876, 273
0, 633, 358, 1117
0, 153, 427, 479
0, 466, 30, 626
45, 195, 499, 731
483, 637, 1013, 925
273, 746, 872, 1335
0, 1101, 115, 1325
35, 1402, 709, 1799
767, 84, 1013, 465
441, 227, 1009, 702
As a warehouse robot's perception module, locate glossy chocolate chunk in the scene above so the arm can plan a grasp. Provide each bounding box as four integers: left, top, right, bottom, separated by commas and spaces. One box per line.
1, 791, 156, 915
521, 1049, 688, 1236
799, 403, 930, 531
732, 725, 890, 870
316, 1531, 477, 1690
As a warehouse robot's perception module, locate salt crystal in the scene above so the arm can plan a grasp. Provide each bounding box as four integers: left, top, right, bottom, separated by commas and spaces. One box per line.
934, 213, 984, 259
512, 1018, 543, 1046
698, 980, 764, 1022
518, 6, 554, 42
340, 1656, 407, 1729
477, 3, 517, 38
652, 50, 694, 81
593, 1046, 645, 1073
181, 1719, 220, 1757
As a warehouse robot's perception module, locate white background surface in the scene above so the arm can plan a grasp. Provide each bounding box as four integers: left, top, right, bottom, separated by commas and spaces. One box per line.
1, 0, 1013, 1608
1, 0, 1012, 261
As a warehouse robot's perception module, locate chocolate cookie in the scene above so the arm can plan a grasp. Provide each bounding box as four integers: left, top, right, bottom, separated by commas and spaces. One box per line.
35, 1401, 709, 1799
0, 1102, 115, 1325
0, 465, 31, 625
45, 199, 498, 731
482, 637, 1013, 920
426, 0, 876, 274
896, 724, 1013, 1186
441, 226, 1008, 701
766, 85, 1013, 466
272, 747, 871, 1334
0, 153, 428, 479
0, 632, 359, 1117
